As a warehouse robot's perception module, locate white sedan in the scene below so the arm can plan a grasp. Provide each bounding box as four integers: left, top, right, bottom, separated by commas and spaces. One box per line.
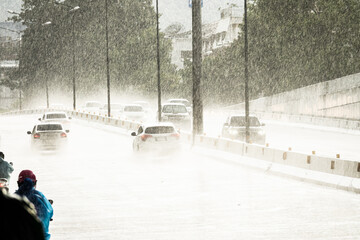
27, 122, 69, 151
131, 122, 181, 152
39, 111, 72, 130
120, 104, 145, 121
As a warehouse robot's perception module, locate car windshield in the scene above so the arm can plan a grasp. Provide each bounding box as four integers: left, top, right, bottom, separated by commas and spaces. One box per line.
230, 116, 260, 127
46, 113, 66, 119
124, 106, 143, 112
37, 124, 63, 131
162, 105, 187, 113
86, 102, 102, 108
145, 126, 175, 134
169, 100, 190, 107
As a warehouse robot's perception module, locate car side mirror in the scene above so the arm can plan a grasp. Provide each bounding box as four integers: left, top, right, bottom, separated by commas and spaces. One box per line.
38, 118, 41, 121
68, 117, 72, 120
65, 130, 70, 133
261, 123, 265, 126
131, 132, 137, 136
27, 131, 31, 134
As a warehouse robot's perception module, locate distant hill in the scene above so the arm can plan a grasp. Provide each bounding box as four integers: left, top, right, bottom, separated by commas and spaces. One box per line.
0, 0, 243, 31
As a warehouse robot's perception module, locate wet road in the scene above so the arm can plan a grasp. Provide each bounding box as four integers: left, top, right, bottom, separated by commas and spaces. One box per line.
1, 115, 359, 240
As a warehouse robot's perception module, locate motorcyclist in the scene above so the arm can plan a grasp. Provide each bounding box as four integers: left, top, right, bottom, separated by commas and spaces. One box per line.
15, 170, 53, 240
0, 151, 14, 182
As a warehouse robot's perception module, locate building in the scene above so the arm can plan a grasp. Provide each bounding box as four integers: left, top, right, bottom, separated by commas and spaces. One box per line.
168, 6, 243, 69
0, 22, 24, 110
0, 60, 19, 109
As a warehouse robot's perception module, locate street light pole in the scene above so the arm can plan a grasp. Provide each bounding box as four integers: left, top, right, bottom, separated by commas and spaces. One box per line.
156, 0, 161, 122
105, 0, 111, 117
18, 31, 22, 110
71, 14, 76, 110
54, 3, 80, 110
244, 0, 250, 143
192, 0, 203, 136
42, 21, 51, 109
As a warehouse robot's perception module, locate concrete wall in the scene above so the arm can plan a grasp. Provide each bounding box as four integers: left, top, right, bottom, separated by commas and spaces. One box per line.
228, 73, 360, 120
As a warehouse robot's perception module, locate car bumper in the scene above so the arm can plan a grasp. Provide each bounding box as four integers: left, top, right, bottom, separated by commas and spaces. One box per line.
137, 140, 181, 152
31, 139, 67, 150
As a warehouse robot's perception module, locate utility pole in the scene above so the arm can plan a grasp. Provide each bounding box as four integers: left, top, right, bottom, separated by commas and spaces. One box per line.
192, 0, 203, 136
42, 21, 52, 109
156, 0, 162, 122
71, 13, 76, 110
105, 0, 111, 117
54, 2, 80, 111
18, 31, 22, 111
244, 0, 250, 143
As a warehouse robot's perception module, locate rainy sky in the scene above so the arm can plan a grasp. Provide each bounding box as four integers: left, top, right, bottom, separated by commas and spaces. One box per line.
0, 0, 243, 30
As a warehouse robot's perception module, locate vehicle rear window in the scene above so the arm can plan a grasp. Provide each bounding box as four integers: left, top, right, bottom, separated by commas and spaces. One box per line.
124, 106, 143, 112
134, 102, 150, 109
162, 105, 187, 113
103, 104, 122, 110
170, 100, 190, 107
230, 116, 260, 127
37, 124, 63, 131
145, 126, 175, 134
46, 114, 66, 119
86, 102, 102, 108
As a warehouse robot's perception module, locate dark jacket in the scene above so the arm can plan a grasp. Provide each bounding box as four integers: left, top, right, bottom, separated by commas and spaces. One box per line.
0, 189, 45, 240
15, 179, 54, 240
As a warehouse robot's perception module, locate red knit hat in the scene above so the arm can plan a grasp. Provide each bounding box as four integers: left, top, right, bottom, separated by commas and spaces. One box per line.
18, 170, 37, 184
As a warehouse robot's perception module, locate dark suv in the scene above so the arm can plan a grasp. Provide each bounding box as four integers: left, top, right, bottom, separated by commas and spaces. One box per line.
221, 115, 266, 144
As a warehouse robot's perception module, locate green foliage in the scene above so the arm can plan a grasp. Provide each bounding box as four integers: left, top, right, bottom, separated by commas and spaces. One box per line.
11, 0, 178, 99
189, 0, 360, 105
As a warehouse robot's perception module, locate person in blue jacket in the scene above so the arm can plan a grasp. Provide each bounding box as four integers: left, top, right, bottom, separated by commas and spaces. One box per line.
15, 170, 54, 240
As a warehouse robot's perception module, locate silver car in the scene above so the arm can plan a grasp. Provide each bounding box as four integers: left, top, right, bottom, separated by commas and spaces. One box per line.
27, 123, 69, 151
39, 111, 72, 130
160, 103, 191, 130
121, 104, 145, 121
167, 98, 192, 114
221, 115, 266, 145
131, 122, 181, 152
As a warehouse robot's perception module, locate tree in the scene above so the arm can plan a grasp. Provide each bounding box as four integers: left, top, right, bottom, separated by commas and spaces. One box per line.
10, 0, 179, 104
186, 0, 360, 106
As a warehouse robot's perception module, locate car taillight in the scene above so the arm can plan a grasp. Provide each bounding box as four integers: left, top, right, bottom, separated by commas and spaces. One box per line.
141, 134, 152, 141
34, 133, 40, 139
60, 132, 67, 138
171, 133, 180, 139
